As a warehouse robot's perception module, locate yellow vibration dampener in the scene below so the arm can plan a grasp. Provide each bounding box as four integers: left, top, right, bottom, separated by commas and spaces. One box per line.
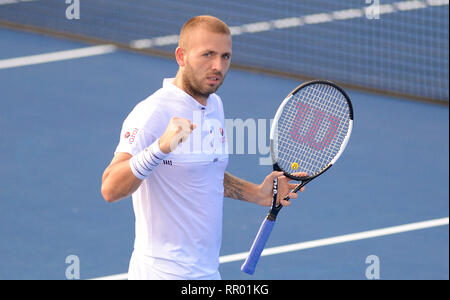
291, 162, 299, 170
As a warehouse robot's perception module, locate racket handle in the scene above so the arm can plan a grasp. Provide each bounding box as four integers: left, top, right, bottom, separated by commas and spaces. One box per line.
241, 217, 275, 275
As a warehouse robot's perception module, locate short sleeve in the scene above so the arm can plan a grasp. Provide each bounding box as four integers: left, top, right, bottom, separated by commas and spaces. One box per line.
114, 100, 166, 156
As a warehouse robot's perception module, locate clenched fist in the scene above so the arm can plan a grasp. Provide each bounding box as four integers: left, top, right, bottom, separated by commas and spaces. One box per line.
159, 117, 196, 154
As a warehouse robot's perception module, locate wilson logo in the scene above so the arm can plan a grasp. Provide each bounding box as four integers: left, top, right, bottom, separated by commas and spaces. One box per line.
163, 160, 173, 166
289, 102, 340, 151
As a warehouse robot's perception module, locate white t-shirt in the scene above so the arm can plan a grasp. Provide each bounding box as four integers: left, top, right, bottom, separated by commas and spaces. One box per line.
115, 78, 229, 279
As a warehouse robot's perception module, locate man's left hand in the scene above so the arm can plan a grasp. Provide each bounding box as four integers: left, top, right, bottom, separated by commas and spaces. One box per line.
256, 171, 307, 207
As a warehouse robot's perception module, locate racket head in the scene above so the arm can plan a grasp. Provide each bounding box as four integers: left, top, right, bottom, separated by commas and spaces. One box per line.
270, 80, 353, 181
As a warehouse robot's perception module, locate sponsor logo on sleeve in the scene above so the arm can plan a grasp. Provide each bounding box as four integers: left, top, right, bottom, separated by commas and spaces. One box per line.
124, 128, 139, 144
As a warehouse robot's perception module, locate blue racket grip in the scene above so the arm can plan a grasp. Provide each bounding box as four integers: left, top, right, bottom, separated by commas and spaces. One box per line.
241, 217, 275, 275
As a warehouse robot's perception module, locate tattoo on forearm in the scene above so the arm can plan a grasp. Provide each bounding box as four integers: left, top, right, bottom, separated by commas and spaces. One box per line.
223, 173, 246, 201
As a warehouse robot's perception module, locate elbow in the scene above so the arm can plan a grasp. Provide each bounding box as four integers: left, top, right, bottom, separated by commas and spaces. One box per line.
101, 182, 131, 203
101, 184, 118, 203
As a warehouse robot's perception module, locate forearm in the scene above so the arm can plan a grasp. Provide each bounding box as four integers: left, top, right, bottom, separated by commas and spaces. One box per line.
223, 172, 260, 204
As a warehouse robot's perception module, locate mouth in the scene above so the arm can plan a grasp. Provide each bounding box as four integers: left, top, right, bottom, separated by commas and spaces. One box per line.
206, 75, 221, 85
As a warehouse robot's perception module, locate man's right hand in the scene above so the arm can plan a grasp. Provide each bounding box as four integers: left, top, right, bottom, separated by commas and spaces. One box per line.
159, 117, 196, 154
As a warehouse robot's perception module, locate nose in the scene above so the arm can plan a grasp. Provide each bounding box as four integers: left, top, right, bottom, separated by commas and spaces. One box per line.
212, 56, 227, 74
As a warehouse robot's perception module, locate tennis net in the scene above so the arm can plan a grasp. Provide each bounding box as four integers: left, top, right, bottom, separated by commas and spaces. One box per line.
0, 0, 448, 103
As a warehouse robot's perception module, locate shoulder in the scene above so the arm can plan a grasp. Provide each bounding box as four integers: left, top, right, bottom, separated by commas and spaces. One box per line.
211, 93, 224, 106
210, 93, 225, 117
125, 88, 171, 126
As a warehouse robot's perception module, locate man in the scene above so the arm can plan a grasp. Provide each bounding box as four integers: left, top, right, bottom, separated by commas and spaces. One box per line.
101, 15, 304, 280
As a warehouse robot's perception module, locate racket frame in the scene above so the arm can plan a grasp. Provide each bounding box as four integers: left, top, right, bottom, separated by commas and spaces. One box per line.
270, 80, 353, 181
241, 80, 353, 275
268, 80, 353, 218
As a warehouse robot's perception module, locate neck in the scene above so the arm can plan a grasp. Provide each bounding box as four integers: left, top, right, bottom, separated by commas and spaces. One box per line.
173, 71, 208, 106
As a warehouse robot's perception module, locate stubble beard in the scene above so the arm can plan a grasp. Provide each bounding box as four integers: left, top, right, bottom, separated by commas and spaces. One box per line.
182, 63, 223, 101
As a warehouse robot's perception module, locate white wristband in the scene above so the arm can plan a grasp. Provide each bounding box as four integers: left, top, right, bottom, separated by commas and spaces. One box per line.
129, 139, 169, 180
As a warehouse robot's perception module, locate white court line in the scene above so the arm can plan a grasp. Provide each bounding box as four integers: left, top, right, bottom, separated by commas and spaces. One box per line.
0, 0, 37, 5
90, 217, 449, 280
0, 45, 117, 69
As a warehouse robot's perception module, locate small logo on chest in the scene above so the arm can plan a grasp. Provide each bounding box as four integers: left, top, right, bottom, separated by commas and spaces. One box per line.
163, 160, 173, 166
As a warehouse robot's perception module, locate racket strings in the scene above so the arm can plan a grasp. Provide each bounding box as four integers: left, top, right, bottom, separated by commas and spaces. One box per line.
275, 84, 350, 176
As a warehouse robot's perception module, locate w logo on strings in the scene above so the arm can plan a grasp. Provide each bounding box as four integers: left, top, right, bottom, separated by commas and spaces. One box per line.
289, 102, 340, 151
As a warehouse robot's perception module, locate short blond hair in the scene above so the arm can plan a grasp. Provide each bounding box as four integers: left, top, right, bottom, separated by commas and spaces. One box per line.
179, 15, 230, 48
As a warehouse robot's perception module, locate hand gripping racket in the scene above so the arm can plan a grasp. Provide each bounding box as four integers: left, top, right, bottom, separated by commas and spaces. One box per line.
241, 80, 353, 275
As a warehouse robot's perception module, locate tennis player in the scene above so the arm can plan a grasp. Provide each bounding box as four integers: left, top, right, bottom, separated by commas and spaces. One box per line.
101, 15, 304, 280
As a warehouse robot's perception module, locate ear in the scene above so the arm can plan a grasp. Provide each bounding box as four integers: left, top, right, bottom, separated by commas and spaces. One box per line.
175, 47, 185, 67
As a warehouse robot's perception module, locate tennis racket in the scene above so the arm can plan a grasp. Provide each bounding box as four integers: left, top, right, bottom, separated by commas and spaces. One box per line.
241, 80, 353, 275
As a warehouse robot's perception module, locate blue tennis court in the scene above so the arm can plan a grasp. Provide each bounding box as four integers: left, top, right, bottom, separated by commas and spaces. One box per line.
0, 1, 448, 280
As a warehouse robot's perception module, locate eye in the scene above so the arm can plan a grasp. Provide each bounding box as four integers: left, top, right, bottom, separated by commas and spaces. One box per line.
203, 51, 213, 57
223, 53, 231, 60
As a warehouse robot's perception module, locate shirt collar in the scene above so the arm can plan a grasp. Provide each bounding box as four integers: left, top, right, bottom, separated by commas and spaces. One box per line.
163, 78, 211, 110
